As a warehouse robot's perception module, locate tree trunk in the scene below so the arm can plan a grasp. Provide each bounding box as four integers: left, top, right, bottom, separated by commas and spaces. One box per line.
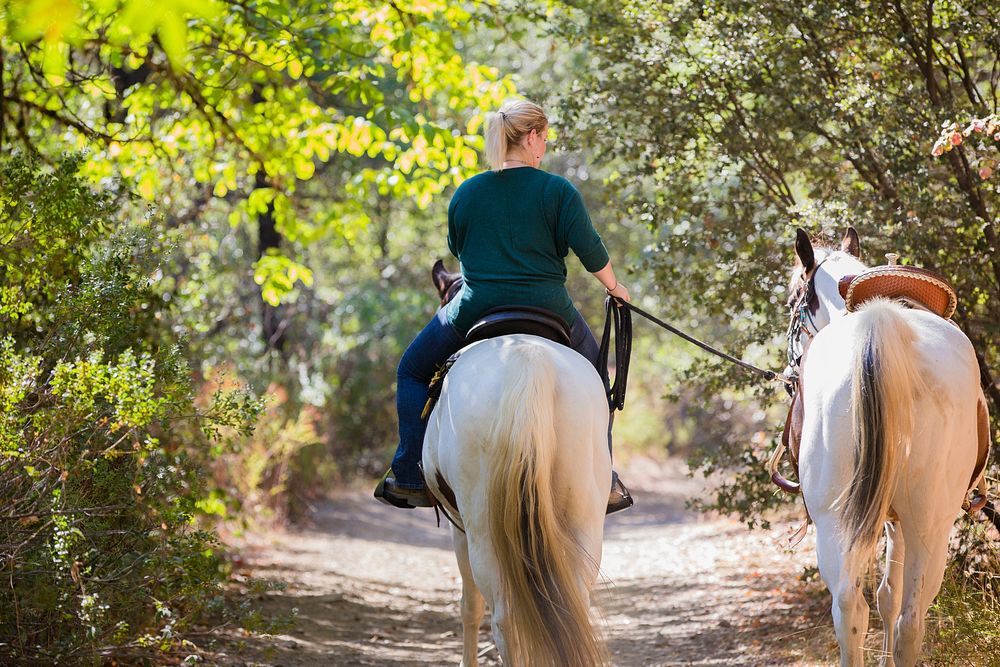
256, 170, 285, 353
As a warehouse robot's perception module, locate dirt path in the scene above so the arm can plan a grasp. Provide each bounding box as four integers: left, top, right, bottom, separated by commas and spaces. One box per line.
212, 458, 837, 666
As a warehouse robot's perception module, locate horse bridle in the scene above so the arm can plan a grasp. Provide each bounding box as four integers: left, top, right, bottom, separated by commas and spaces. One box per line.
784, 258, 828, 392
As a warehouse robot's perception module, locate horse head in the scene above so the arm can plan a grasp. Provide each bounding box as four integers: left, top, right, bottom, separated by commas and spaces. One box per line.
786, 227, 866, 368
432, 259, 463, 307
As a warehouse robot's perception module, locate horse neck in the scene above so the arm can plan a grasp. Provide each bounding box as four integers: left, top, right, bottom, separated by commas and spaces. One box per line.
813, 252, 866, 328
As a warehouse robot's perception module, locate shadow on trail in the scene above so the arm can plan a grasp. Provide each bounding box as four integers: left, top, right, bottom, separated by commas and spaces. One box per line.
213, 584, 480, 666
599, 572, 830, 666
303, 491, 454, 550
603, 492, 699, 535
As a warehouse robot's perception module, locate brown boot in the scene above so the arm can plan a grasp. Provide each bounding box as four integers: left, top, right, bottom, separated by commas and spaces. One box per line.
374, 470, 434, 509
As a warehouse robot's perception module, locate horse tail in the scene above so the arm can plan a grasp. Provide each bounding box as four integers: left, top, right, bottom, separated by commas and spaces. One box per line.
841, 299, 923, 563
485, 340, 606, 667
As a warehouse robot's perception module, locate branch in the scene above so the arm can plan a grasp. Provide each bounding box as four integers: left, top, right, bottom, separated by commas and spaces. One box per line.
152, 61, 271, 181
11, 97, 123, 143
0, 506, 130, 522
891, 0, 944, 105
721, 89, 796, 207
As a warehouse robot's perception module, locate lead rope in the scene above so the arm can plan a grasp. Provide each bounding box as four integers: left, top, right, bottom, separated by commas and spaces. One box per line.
608, 297, 794, 388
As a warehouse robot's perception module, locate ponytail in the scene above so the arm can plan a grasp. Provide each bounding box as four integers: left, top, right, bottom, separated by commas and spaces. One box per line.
484, 99, 548, 172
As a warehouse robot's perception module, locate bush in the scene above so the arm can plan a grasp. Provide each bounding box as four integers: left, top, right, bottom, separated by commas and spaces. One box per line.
0, 156, 260, 662
920, 514, 1000, 664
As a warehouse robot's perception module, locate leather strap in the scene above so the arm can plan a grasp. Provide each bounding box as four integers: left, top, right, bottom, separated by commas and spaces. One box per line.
599, 296, 632, 411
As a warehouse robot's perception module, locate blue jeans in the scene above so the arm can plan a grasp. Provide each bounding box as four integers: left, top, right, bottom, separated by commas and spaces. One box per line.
390, 307, 603, 489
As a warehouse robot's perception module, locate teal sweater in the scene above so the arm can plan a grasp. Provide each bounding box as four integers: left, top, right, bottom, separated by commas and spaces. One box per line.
445, 167, 610, 336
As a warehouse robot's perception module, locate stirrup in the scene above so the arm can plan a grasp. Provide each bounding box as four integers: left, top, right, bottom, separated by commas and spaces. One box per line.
607, 470, 634, 515
374, 469, 433, 509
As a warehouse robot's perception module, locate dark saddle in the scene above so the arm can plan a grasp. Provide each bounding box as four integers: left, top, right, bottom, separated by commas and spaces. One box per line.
421, 306, 571, 420
465, 306, 572, 347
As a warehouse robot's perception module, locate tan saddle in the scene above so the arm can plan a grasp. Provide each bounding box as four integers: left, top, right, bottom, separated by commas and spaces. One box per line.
772, 263, 991, 513
838, 262, 957, 318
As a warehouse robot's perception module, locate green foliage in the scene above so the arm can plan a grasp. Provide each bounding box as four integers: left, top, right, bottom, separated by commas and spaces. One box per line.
209, 401, 324, 523
3, 0, 515, 303
926, 532, 1000, 665
8, 0, 222, 75
549, 0, 1000, 523
0, 156, 116, 326
0, 157, 261, 661
1, 1, 526, 495
685, 422, 788, 531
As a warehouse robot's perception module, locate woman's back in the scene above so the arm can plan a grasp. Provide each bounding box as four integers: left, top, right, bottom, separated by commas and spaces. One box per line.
447, 166, 609, 335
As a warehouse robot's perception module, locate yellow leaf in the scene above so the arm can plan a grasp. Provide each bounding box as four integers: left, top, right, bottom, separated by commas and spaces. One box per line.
261, 285, 280, 306
41, 40, 68, 82
137, 171, 157, 200
13, 0, 80, 42
158, 13, 188, 68
294, 159, 315, 180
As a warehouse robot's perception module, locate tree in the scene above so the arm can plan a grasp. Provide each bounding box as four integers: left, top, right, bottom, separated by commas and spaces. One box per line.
548, 0, 998, 521
2, 0, 523, 493
2, 0, 514, 343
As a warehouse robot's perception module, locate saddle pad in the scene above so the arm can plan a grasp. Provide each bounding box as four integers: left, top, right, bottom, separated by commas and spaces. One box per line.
843, 265, 957, 319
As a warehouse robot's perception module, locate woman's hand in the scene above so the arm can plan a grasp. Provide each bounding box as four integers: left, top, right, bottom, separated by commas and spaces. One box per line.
592, 262, 630, 303
606, 282, 631, 303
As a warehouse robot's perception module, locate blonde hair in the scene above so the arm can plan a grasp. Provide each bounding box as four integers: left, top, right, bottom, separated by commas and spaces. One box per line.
484, 99, 548, 172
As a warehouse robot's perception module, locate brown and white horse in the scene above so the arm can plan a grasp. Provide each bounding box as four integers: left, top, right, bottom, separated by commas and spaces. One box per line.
788, 228, 987, 666
422, 261, 610, 667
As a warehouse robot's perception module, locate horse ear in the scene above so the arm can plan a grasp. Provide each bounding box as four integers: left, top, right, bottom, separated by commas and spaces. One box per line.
840, 227, 861, 258
795, 228, 815, 272
432, 259, 449, 298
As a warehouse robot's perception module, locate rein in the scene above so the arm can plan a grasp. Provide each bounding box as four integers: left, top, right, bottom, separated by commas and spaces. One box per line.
608, 297, 794, 388
599, 296, 632, 410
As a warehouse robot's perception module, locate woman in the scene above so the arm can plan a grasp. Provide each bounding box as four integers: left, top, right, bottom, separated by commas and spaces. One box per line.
376, 99, 632, 511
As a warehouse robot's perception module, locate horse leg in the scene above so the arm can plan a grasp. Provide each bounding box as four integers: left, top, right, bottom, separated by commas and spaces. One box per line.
893, 520, 950, 667
876, 521, 904, 666
454, 528, 484, 667
815, 518, 870, 667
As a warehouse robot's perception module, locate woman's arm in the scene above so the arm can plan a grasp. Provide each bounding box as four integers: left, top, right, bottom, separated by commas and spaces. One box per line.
592, 261, 631, 302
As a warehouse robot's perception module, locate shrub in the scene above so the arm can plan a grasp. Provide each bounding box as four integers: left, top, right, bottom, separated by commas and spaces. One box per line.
0, 156, 261, 662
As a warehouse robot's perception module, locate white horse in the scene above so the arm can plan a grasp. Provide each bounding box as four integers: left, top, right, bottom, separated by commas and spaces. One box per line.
422, 334, 611, 667
789, 227, 987, 666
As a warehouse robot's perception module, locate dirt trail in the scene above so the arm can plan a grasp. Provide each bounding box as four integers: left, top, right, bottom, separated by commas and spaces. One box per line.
213, 458, 836, 666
